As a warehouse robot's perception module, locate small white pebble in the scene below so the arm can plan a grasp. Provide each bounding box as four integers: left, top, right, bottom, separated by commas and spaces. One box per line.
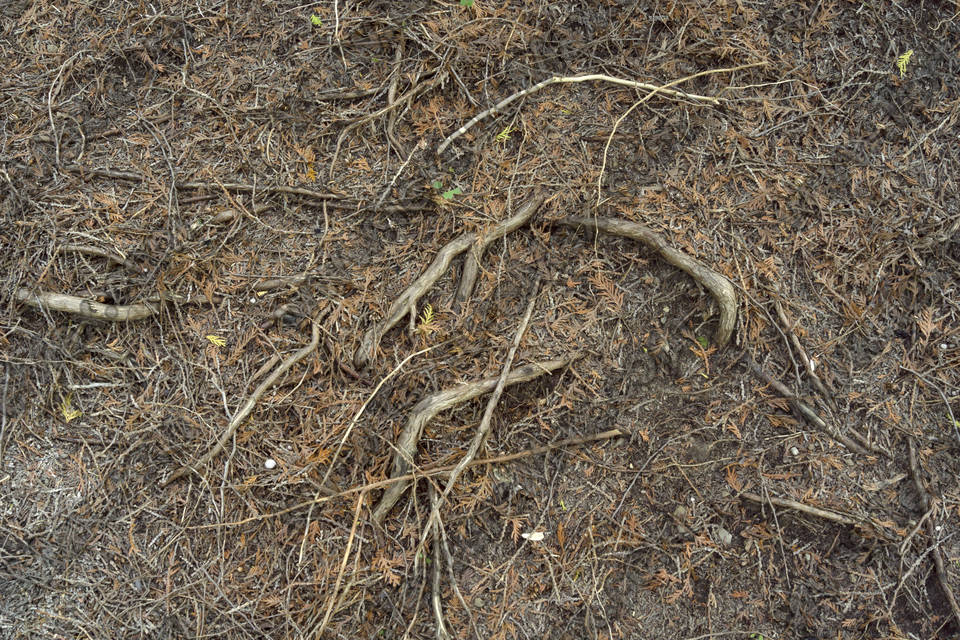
264, 458, 277, 470
941, 344, 949, 350
790, 446, 800, 456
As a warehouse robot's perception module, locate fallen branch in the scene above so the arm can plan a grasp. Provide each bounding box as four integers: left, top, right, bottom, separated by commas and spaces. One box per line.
555, 216, 737, 348
372, 352, 583, 524
61, 164, 344, 203
161, 321, 321, 486
354, 195, 544, 368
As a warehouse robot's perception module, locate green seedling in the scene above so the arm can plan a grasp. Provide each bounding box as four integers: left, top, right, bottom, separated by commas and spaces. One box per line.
495, 125, 515, 143
896, 49, 913, 78
460, 0, 474, 7
431, 180, 462, 200
310, 14, 322, 26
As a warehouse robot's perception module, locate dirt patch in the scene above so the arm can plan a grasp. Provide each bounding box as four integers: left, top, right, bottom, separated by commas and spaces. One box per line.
2, 1, 960, 639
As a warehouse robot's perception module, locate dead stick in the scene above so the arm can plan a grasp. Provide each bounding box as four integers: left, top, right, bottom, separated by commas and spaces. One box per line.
355, 195, 543, 368
740, 491, 859, 526
161, 321, 321, 486
742, 354, 873, 455
372, 353, 582, 524
420, 279, 540, 542
556, 216, 737, 348
908, 440, 960, 627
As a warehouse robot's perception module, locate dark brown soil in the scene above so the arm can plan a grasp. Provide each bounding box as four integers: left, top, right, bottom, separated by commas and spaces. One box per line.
2, 1, 960, 639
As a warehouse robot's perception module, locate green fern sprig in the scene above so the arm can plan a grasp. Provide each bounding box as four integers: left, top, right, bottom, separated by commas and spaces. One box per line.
896, 50, 913, 78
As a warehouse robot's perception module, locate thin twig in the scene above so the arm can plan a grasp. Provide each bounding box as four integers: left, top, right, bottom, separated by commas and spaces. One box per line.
740, 491, 859, 527
742, 354, 876, 455
310, 491, 364, 638
161, 321, 321, 486
436, 68, 771, 154
902, 366, 960, 446
420, 278, 540, 544
773, 299, 835, 409
908, 439, 960, 628
198, 423, 623, 530
298, 345, 434, 565
596, 62, 764, 206
429, 487, 451, 640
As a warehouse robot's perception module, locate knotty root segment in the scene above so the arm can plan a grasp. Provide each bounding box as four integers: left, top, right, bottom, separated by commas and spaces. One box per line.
555, 216, 737, 349
161, 321, 321, 487
14, 288, 160, 322
372, 352, 583, 525
354, 194, 544, 368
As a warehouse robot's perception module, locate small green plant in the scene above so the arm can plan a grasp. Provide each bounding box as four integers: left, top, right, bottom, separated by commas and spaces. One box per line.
896, 49, 913, 78
309, 14, 322, 27
460, 0, 474, 7
431, 179, 462, 200
495, 125, 515, 143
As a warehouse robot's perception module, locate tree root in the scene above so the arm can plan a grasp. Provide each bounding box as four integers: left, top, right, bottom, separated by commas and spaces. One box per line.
372, 352, 583, 525
555, 216, 737, 348
14, 288, 160, 322
354, 195, 544, 368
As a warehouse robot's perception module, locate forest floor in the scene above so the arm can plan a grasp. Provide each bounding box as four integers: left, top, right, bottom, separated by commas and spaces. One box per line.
2, 1, 960, 639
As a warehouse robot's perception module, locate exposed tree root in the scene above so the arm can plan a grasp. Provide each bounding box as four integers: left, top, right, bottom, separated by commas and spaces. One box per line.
555, 216, 737, 348
372, 353, 583, 525
354, 195, 544, 368
14, 288, 160, 322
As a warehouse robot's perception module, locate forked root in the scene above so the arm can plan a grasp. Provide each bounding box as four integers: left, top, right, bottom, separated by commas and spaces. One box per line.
354, 195, 544, 368
372, 352, 582, 524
